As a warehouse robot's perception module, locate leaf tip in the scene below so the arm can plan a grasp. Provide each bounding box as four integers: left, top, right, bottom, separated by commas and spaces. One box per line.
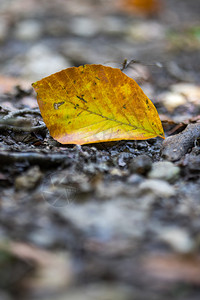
159, 133, 165, 139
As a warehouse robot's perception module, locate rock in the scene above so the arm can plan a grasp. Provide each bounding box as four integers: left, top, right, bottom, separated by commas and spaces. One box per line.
129, 155, 152, 175
110, 168, 124, 176
158, 83, 200, 111
139, 179, 176, 198
159, 227, 194, 254
15, 166, 43, 190
118, 152, 132, 167
161, 123, 200, 161
127, 174, 143, 184
14, 20, 42, 41
184, 152, 200, 172
148, 161, 180, 182
181, 152, 200, 179
171, 83, 200, 105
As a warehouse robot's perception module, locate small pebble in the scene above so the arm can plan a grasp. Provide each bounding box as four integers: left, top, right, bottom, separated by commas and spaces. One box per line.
129, 155, 152, 175
127, 174, 143, 184
29, 229, 55, 247
159, 227, 194, 254
110, 168, 123, 176
184, 152, 200, 172
139, 179, 176, 198
171, 83, 200, 105
148, 161, 180, 182
159, 91, 186, 111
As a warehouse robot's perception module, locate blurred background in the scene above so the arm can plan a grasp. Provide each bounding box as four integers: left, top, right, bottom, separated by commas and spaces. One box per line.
0, 0, 199, 83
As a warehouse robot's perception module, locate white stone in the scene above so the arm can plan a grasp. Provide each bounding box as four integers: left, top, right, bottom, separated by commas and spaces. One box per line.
160, 91, 186, 111
171, 83, 200, 104
139, 179, 176, 198
148, 161, 180, 182
159, 228, 194, 253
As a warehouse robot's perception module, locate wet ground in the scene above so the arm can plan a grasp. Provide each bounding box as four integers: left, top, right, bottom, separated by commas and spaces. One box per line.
0, 0, 200, 299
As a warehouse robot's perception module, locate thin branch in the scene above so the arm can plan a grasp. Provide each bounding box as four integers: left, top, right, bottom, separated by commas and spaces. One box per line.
0, 151, 71, 167
161, 123, 200, 161
0, 123, 46, 133
2, 108, 41, 120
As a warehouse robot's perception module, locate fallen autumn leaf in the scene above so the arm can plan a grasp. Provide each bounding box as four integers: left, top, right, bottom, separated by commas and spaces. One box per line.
32, 64, 164, 145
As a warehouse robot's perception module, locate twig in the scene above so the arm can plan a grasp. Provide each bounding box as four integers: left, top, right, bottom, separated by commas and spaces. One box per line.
0, 108, 45, 133
121, 58, 163, 71
0, 123, 46, 133
2, 108, 41, 120
0, 151, 71, 167
161, 123, 200, 161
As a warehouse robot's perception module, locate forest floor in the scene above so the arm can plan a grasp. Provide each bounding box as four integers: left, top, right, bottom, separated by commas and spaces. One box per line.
0, 0, 200, 299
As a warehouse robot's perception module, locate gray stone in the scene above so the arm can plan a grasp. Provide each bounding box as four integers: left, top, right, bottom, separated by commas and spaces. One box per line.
158, 227, 194, 254
148, 161, 180, 182
127, 174, 143, 184
130, 155, 152, 175
139, 179, 176, 198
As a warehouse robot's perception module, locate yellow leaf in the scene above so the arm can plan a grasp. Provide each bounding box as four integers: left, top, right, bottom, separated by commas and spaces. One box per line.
32, 64, 165, 145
